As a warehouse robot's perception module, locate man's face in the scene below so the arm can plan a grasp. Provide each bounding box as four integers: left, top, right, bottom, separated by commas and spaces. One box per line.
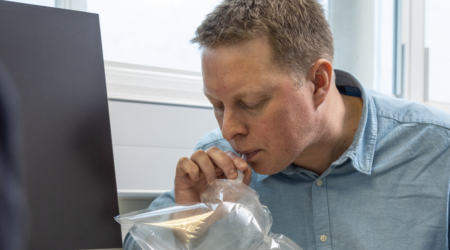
202, 37, 320, 175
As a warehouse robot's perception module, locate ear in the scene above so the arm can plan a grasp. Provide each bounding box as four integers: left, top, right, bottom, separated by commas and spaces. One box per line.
306, 59, 333, 108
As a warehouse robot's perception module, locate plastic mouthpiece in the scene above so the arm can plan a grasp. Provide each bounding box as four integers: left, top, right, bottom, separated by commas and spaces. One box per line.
236, 153, 247, 182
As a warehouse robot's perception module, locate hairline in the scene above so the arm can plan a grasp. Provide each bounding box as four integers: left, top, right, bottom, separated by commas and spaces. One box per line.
201, 35, 307, 88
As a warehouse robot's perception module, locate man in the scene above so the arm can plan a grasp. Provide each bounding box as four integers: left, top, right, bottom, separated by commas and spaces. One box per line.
125, 0, 450, 249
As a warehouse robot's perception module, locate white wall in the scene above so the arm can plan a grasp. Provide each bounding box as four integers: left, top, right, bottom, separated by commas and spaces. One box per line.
108, 100, 218, 197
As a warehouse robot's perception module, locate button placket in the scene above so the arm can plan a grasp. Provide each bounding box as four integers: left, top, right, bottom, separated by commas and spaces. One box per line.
311, 178, 332, 249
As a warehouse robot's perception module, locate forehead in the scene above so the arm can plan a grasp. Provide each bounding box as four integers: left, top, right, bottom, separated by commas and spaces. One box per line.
201, 37, 281, 99
203, 82, 274, 101
201, 36, 273, 72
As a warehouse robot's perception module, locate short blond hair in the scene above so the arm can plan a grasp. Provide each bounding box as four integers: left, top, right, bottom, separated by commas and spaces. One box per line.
192, 0, 334, 78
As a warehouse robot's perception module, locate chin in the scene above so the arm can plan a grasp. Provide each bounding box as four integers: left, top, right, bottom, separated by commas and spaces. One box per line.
248, 161, 281, 176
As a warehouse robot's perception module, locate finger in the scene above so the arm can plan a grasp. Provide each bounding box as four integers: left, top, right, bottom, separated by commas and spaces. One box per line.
190, 149, 216, 184
215, 166, 224, 174
225, 151, 249, 172
214, 164, 226, 179
176, 157, 199, 181
206, 146, 238, 180
242, 166, 252, 185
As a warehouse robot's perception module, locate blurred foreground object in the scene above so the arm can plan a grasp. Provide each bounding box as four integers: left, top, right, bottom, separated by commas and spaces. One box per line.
0, 2, 122, 248
0, 60, 28, 250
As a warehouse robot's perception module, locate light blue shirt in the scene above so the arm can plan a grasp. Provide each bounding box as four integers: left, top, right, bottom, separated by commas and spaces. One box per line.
124, 69, 450, 250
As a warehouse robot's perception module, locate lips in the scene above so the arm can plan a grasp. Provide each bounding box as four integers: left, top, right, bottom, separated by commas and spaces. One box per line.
239, 149, 261, 161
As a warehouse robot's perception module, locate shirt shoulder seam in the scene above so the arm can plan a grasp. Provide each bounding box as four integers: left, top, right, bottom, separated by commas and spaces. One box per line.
377, 113, 450, 131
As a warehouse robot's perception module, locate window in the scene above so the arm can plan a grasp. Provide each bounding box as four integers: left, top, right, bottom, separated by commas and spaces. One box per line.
328, 0, 397, 95
85, 0, 329, 107
425, 0, 450, 104
87, 0, 221, 73
402, 0, 450, 113
18, 0, 448, 112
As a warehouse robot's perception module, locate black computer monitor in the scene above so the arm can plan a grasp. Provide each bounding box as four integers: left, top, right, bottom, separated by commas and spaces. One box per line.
0, 1, 122, 249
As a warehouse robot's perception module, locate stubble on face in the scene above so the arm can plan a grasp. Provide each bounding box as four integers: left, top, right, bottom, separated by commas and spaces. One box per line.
202, 36, 320, 175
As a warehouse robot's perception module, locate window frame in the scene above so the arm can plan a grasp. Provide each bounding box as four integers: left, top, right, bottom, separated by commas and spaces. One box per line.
402, 0, 450, 113
104, 61, 210, 108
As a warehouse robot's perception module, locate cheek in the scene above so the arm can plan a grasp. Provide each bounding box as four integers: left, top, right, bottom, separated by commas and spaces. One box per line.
261, 94, 313, 152
253, 103, 300, 147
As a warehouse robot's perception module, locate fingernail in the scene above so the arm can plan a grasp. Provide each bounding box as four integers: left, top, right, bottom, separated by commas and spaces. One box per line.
240, 162, 247, 168
229, 169, 237, 177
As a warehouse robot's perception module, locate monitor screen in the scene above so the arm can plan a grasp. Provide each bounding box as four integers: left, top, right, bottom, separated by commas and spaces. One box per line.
0, 1, 122, 249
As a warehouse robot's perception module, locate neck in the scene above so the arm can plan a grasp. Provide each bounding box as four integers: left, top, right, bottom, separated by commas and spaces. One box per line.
292, 86, 363, 175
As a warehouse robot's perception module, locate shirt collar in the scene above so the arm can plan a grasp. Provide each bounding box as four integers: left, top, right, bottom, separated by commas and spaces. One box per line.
330, 69, 378, 175
256, 69, 378, 182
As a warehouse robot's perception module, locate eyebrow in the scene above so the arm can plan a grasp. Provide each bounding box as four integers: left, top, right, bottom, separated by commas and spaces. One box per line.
203, 85, 271, 101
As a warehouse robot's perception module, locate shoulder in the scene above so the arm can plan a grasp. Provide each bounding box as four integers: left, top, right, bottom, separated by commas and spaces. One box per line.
367, 90, 450, 163
368, 89, 450, 130
194, 128, 235, 153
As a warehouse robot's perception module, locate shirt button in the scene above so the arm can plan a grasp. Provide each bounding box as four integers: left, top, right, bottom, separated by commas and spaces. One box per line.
320, 235, 328, 242
316, 179, 323, 186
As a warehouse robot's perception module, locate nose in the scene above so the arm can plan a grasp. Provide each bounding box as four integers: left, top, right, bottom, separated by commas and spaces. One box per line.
220, 109, 247, 141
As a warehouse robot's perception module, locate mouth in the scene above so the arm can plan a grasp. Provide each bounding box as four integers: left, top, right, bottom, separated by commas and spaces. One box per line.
239, 149, 261, 161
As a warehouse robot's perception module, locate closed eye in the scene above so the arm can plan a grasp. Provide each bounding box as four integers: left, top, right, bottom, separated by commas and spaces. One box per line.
240, 98, 269, 110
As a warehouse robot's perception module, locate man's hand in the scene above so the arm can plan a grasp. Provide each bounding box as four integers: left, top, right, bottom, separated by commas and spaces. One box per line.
174, 147, 252, 204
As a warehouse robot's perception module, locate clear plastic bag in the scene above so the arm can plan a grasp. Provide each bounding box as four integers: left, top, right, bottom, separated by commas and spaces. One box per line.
115, 175, 303, 250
